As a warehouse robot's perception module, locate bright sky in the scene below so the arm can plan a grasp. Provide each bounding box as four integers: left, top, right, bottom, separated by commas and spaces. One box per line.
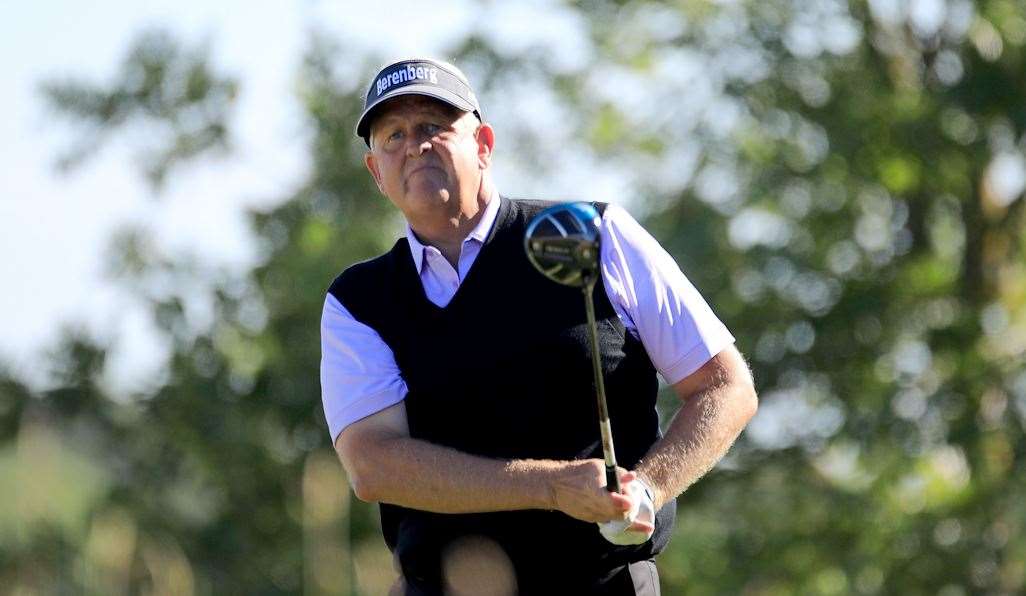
0, 0, 484, 391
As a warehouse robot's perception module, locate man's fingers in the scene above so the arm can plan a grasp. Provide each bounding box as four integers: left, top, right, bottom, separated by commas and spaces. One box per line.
597, 472, 656, 545
582, 492, 632, 523
550, 460, 645, 523
628, 519, 654, 534
610, 492, 632, 509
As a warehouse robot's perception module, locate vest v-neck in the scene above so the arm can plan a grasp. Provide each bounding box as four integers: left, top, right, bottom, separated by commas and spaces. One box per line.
400, 196, 515, 314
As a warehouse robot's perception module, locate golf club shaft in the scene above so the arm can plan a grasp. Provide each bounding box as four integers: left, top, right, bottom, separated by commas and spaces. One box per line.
583, 281, 620, 494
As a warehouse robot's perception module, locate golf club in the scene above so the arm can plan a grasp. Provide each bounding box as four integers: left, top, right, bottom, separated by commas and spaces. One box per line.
523, 202, 621, 494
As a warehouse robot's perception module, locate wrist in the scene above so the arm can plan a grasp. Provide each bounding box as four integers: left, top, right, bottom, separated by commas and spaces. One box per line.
633, 472, 659, 508
507, 459, 560, 510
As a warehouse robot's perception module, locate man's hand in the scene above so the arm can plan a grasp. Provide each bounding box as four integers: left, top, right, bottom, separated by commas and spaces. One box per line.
547, 459, 634, 523
597, 474, 655, 545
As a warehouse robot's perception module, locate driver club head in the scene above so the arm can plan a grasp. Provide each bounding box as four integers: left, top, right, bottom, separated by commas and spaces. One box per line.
524, 202, 602, 288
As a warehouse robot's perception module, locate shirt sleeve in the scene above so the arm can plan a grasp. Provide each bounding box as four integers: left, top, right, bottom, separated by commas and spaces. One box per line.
320, 293, 408, 442
599, 203, 736, 385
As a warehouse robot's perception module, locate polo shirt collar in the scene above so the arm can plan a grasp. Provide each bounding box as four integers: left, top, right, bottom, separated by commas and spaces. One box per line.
407, 189, 502, 273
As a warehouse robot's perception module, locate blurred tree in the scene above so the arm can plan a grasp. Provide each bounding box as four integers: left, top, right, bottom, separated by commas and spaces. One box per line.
4, 0, 1026, 594
7, 30, 400, 594
553, 0, 1026, 593
42, 28, 237, 189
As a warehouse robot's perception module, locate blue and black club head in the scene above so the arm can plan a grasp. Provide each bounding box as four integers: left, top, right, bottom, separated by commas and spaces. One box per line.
524, 202, 602, 288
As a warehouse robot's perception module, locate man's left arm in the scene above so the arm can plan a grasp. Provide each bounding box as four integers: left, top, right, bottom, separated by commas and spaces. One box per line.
594, 202, 757, 540
635, 344, 757, 511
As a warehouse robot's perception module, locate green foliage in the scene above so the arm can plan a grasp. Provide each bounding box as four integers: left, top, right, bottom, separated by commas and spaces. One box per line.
570, 0, 1026, 593
41, 29, 237, 189
5, 1, 1026, 593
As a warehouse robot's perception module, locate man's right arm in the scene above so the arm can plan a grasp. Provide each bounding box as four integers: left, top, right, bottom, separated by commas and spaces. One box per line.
335, 400, 633, 523
320, 293, 630, 523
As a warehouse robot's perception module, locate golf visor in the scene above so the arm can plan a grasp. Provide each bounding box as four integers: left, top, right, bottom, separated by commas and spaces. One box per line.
355, 58, 483, 146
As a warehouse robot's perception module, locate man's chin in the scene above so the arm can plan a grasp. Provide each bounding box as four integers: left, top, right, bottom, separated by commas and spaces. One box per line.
405, 187, 452, 204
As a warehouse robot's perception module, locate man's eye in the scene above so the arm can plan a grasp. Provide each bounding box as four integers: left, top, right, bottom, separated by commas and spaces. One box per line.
424, 123, 442, 135
380, 130, 403, 149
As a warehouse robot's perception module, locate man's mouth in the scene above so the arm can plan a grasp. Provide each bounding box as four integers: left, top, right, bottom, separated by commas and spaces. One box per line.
406, 165, 441, 180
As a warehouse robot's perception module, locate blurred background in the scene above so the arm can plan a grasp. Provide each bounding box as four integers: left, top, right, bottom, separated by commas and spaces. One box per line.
2, 0, 1024, 594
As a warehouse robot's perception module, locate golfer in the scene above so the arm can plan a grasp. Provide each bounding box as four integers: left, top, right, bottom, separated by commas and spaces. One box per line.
320, 57, 758, 595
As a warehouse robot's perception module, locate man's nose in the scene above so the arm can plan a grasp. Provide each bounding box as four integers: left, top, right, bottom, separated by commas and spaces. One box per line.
405, 133, 432, 157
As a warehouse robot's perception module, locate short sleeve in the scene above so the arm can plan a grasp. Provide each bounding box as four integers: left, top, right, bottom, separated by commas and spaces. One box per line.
320, 293, 408, 442
599, 204, 736, 385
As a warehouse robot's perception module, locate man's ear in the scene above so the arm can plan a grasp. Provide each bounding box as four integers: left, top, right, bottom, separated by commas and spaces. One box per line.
475, 122, 495, 170
364, 151, 385, 194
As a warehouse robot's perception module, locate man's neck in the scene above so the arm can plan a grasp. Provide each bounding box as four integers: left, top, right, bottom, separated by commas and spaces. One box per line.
410, 178, 495, 269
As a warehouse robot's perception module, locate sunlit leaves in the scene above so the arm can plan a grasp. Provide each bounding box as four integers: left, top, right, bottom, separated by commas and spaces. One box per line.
41, 28, 238, 190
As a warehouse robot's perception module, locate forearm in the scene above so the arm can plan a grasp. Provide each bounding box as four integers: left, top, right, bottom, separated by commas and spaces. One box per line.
345, 434, 559, 513
635, 380, 757, 510
337, 401, 628, 522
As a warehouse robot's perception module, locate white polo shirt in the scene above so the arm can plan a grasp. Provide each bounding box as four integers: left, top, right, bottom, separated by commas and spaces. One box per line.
320, 194, 735, 441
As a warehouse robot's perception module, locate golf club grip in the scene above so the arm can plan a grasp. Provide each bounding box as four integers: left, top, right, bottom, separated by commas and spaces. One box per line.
606, 465, 620, 493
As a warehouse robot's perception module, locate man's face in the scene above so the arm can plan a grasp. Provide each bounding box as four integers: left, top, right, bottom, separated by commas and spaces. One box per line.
364, 95, 492, 223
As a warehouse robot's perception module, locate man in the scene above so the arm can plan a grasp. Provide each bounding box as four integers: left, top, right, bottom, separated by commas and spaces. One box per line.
320, 57, 758, 595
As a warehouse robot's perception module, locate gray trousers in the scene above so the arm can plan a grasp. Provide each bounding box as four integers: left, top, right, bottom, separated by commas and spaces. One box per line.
600, 559, 661, 596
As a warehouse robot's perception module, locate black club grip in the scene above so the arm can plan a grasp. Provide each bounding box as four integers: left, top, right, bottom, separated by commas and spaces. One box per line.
605, 465, 621, 493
